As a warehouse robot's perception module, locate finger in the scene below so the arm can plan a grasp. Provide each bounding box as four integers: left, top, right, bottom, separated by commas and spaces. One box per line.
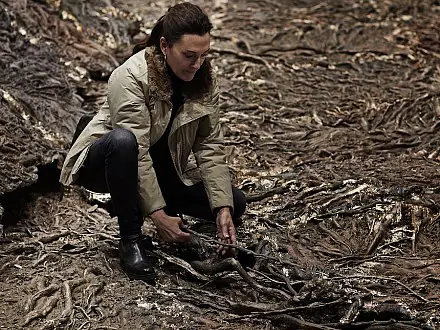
176, 217, 186, 227
216, 237, 224, 254
222, 223, 229, 239
220, 237, 231, 255
229, 226, 237, 245
177, 231, 191, 243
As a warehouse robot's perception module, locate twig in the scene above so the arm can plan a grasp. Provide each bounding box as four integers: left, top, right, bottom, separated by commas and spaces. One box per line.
314, 201, 385, 219
77, 321, 90, 330
247, 267, 287, 285
229, 298, 344, 320
31, 253, 54, 268
172, 294, 230, 312
268, 313, 337, 330
321, 184, 369, 209
324, 319, 424, 329
211, 46, 272, 70
1, 242, 40, 255
366, 205, 400, 255
295, 181, 344, 201
318, 223, 353, 254
75, 305, 91, 321
267, 264, 297, 295
86, 282, 105, 312
258, 45, 324, 56
246, 186, 290, 203
333, 275, 439, 304
226, 104, 260, 112
340, 296, 362, 323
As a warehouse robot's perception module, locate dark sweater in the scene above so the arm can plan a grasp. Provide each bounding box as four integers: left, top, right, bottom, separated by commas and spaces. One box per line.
149, 68, 185, 188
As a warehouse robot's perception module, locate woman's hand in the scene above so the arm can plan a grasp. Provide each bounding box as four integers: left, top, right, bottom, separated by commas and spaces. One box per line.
216, 207, 236, 255
150, 209, 190, 243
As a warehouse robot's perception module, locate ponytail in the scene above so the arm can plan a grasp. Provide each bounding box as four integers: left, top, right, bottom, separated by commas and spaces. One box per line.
132, 15, 165, 55
146, 15, 165, 49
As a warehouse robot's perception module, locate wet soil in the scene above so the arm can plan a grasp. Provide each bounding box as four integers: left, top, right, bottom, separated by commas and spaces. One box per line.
1, 0, 440, 329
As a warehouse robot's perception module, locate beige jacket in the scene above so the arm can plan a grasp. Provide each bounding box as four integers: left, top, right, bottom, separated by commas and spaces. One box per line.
59, 47, 233, 217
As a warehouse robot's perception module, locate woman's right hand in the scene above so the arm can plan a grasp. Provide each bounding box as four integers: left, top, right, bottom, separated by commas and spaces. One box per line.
150, 209, 190, 243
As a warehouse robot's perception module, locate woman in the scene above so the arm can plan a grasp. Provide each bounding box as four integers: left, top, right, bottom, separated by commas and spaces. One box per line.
59, 2, 246, 281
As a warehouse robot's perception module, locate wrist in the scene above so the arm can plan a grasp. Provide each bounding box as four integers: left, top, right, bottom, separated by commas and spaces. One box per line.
150, 209, 165, 222
216, 206, 232, 216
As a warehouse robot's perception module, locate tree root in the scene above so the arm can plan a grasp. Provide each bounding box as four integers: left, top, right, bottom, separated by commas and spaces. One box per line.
31, 253, 56, 268
25, 283, 59, 313
230, 298, 344, 320
1, 242, 40, 255
269, 314, 337, 330
0, 261, 12, 275
59, 281, 73, 324
37, 231, 70, 244
267, 264, 297, 296
1, 231, 69, 256
86, 281, 105, 312
186, 228, 300, 268
154, 250, 210, 281
246, 186, 290, 203
191, 258, 294, 300
23, 276, 90, 328
24, 293, 60, 326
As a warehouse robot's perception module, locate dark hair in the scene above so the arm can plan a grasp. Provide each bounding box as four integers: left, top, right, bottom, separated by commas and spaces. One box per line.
133, 3, 213, 55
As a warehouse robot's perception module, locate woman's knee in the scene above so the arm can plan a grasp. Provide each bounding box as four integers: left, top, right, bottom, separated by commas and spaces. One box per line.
106, 128, 138, 154
233, 187, 246, 220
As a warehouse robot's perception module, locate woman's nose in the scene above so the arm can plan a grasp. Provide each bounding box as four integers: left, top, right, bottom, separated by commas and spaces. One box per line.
191, 57, 203, 69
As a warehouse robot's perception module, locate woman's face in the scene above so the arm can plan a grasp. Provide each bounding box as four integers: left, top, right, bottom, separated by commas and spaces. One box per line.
160, 33, 210, 82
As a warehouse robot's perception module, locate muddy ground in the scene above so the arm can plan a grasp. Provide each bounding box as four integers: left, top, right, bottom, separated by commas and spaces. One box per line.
1, 0, 440, 329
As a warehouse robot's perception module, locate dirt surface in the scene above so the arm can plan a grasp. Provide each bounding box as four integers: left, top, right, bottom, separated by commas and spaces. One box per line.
1, 0, 440, 329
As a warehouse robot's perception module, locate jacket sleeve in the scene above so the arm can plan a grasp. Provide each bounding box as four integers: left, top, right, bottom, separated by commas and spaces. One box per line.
107, 66, 166, 216
192, 84, 234, 213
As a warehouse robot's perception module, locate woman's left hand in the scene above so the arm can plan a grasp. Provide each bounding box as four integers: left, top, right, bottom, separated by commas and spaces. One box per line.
216, 207, 236, 255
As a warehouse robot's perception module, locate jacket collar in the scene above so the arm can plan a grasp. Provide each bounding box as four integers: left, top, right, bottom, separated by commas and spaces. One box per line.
145, 47, 173, 101
145, 46, 214, 102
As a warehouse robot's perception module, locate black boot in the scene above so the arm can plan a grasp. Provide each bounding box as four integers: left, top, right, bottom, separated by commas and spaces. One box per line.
119, 234, 156, 281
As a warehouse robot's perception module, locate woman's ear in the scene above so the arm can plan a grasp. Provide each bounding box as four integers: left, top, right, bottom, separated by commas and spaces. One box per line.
159, 37, 167, 56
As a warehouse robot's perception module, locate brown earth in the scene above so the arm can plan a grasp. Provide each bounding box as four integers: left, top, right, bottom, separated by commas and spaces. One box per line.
1, 0, 440, 329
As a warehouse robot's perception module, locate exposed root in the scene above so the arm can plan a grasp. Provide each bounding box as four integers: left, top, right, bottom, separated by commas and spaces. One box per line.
25, 283, 59, 313
1, 242, 40, 255
269, 314, 337, 330
31, 253, 56, 268
24, 292, 60, 326
191, 258, 294, 300
85, 281, 105, 312
0, 261, 12, 275
37, 231, 70, 244
154, 250, 209, 281
59, 281, 73, 324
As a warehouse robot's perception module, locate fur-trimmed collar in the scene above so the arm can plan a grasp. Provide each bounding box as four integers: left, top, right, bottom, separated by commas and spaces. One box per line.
145, 46, 214, 102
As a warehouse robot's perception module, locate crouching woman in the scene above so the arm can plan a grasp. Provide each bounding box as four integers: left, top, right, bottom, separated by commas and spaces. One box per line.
59, 2, 246, 281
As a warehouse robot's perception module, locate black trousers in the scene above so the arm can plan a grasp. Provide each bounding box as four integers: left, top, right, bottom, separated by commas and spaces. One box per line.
77, 128, 246, 237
